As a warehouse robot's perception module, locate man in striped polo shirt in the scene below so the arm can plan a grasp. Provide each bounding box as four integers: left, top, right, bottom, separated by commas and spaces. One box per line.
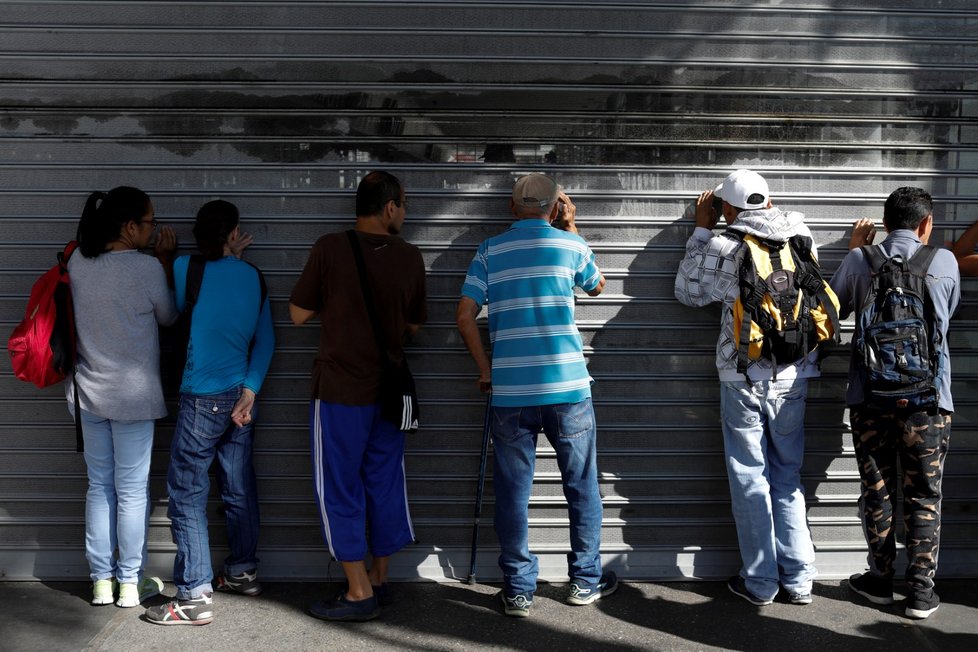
456, 173, 614, 618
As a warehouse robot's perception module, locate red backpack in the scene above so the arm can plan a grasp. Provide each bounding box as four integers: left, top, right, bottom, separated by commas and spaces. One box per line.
8, 241, 78, 387
7, 241, 84, 451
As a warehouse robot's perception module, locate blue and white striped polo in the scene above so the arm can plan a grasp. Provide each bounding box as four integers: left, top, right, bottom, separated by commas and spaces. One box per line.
460, 219, 603, 407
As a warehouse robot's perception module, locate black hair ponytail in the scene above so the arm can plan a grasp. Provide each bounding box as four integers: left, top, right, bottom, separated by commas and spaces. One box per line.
76, 186, 152, 258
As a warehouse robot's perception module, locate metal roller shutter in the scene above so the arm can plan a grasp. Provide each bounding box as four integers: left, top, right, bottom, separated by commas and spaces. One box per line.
1, 0, 975, 581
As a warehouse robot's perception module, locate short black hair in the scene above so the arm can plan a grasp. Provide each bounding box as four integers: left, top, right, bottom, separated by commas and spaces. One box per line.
883, 187, 933, 232
355, 171, 403, 217
193, 200, 240, 261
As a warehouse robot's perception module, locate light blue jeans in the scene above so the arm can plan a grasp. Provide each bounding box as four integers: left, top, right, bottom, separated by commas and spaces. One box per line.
490, 398, 603, 597
80, 409, 154, 584
720, 378, 816, 600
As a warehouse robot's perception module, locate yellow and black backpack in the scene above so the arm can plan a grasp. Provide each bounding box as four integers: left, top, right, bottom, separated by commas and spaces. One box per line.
731, 233, 841, 378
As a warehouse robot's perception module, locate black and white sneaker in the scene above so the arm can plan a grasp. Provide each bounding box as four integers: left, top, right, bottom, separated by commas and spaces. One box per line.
215, 569, 263, 597
144, 593, 214, 626
727, 576, 773, 606
905, 590, 940, 619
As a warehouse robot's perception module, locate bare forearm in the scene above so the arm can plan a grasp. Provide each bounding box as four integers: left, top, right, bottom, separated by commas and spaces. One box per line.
457, 316, 490, 373
952, 220, 978, 258
951, 220, 978, 277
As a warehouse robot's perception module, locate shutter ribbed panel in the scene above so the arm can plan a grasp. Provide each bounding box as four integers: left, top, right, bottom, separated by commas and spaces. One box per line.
1, 1, 976, 580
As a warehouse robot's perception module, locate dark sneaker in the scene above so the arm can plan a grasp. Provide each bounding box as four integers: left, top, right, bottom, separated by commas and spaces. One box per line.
144, 593, 214, 626
905, 589, 940, 619
308, 593, 379, 622
789, 592, 813, 606
215, 569, 262, 597
727, 576, 773, 606
500, 591, 533, 618
847, 572, 894, 606
567, 571, 619, 606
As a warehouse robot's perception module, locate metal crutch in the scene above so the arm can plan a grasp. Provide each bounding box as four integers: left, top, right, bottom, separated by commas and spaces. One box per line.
466, 391, 492, 584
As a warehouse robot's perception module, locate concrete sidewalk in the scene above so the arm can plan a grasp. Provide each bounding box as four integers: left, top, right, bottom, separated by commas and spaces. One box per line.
3, 579, 976, 651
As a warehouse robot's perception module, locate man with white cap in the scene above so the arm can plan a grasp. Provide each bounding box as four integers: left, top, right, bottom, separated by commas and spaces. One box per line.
675, 169, 821, 607
456, 173, 613, 618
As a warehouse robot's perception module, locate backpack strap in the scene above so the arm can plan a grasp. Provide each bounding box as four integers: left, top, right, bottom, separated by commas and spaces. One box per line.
906, 244, 941, 352
735, 242, 761, 376
906, 244, 938, 278
860, 244, 888, 274
240, 260, 269, 356
789, 236, 841, 347
184, 255, 206, 316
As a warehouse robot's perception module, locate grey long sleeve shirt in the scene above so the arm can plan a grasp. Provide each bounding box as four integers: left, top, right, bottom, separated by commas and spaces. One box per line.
66, 249, 178, 421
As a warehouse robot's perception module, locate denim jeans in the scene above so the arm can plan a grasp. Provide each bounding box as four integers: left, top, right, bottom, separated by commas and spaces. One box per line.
720, 378, 816, 600
80, 409, 154, 584
168, 387, 260, 599
491, 398, 603, 596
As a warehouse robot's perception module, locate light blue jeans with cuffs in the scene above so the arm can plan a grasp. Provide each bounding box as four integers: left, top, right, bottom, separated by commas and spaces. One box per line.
720, 377, 817, 600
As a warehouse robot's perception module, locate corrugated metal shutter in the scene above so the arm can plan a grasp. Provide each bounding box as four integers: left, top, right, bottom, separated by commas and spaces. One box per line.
1, 1, 976, 581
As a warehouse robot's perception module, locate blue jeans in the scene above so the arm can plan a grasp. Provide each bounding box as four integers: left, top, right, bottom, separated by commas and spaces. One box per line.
168, 388, 260, 599
491, 398, 603, 596
80, 409, 154, 584
720, 378, 817, 600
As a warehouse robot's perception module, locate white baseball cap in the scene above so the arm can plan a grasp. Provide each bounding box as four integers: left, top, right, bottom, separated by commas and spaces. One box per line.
715, 169, 770, 210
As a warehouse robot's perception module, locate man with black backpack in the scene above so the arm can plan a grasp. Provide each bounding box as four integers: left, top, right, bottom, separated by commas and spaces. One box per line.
831, 187, 959, 620
676, 169, 839, 608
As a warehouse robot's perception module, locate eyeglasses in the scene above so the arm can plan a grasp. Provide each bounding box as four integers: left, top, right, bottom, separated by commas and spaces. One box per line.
140, 219, 158, 229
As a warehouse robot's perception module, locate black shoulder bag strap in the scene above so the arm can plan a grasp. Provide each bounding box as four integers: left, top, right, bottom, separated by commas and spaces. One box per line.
345, 230, 391, 368
184, 255, 206, 318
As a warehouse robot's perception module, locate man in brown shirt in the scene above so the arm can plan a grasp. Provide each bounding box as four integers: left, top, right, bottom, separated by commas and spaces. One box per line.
289, 171, 427, 622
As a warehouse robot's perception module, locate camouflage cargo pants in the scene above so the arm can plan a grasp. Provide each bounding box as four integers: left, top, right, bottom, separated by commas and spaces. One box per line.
850, 407, 951, 593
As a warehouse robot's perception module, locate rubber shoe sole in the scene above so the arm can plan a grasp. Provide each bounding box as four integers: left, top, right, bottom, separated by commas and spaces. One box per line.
905, 591, 940, 619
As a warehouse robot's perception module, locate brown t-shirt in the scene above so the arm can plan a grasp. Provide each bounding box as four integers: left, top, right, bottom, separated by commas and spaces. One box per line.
290, 230, 427, 405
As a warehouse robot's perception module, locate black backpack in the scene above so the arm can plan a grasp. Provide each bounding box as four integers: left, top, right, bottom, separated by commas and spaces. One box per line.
853, 244, 940, 412
732, 233, 841, 379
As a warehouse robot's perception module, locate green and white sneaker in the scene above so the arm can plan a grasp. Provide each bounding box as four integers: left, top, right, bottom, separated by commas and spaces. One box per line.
91, 579, 117, 606
116, 576, 164, 608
